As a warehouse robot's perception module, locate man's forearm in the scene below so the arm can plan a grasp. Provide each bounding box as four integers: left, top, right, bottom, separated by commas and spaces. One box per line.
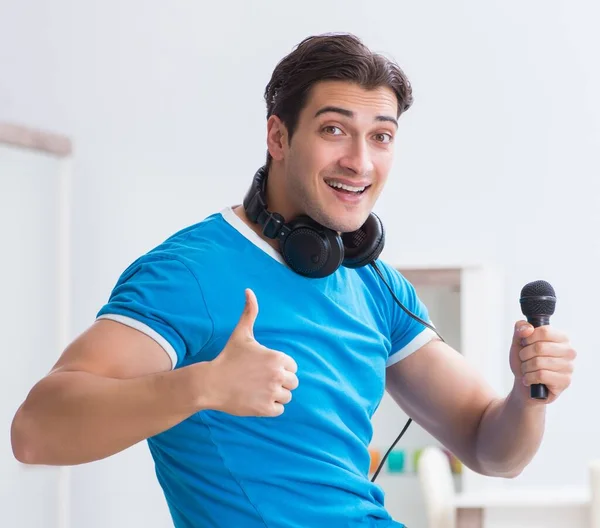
474, 381, 546, 477
11, 363, 213, 466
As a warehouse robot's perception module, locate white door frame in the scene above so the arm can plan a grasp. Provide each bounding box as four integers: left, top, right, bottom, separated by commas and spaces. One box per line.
0, 122, 73, 528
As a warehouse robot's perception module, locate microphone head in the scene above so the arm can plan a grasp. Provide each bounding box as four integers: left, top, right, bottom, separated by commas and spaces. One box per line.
520, 280, 556, 317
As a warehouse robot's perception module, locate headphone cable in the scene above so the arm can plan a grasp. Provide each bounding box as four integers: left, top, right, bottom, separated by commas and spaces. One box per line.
368, 261, 446, 483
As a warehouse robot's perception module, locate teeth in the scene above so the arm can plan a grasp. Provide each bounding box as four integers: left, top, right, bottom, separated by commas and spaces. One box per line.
325, 180, 366, 193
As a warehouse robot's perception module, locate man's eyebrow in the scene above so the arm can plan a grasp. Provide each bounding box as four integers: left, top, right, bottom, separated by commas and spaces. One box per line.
314, 106, 398, 128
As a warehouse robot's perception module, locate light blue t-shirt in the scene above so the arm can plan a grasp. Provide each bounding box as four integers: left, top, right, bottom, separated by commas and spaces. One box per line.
96, 206, 436, 528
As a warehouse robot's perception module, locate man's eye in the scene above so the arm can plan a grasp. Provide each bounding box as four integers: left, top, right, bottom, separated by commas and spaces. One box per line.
374, 133, 393, 143
323, 126, 343, 135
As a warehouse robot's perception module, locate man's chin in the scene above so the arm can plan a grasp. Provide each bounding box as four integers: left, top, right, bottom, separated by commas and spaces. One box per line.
304, 200, 372, 234
322, 215, 371, 234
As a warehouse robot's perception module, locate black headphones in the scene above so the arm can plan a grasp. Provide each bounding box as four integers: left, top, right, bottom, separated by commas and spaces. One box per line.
242, 166, 386, 278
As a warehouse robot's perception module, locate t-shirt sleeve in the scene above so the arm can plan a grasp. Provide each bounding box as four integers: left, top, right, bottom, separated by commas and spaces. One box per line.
95, 256, 213, 369
379, 263, 438, 367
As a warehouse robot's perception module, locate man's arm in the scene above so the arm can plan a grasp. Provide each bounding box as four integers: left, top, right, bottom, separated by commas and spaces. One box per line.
385, 334, 547, 478
11, 289, 299, 467
10, 319, 214, 466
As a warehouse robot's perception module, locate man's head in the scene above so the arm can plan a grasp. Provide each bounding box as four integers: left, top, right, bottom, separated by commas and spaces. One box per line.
263, 33, 413, 233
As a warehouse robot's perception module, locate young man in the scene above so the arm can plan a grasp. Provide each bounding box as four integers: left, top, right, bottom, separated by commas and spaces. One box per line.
11, 33, 576, 528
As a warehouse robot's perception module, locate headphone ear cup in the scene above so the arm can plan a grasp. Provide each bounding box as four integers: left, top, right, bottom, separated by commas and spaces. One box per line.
341, 213, 385, 269
280, 215, 344, 278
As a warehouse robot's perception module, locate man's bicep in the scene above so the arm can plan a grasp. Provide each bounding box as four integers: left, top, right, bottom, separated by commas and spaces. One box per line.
385, 339, 497, 471
94, 257, 213, 370
50, 319, 173, 378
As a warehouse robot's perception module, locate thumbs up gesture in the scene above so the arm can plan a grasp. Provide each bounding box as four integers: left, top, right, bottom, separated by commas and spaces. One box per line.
207, 289, 299, 417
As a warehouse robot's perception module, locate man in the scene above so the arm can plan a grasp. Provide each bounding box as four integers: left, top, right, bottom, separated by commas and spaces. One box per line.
11, 33, 576, 528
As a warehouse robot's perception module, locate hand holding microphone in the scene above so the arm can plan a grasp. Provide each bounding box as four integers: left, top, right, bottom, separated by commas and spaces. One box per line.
206, 288, 299, 417
509, 280, 576, 404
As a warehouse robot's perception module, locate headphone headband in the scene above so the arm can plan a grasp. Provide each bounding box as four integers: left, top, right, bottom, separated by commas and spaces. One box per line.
243, 166, 291, 240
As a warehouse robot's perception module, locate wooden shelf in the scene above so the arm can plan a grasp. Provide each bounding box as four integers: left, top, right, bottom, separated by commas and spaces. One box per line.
0, 122, 72, 157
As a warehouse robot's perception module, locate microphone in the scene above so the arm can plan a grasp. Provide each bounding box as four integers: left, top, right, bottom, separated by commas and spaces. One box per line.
519, 280, 557, 400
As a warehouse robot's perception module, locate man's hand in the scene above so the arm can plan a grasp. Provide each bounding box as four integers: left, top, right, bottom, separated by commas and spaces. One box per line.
206, 288, 299, 417
509, 321, 576, 405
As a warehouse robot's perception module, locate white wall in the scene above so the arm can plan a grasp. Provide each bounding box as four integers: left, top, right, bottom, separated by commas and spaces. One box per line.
2, 1, 599, 527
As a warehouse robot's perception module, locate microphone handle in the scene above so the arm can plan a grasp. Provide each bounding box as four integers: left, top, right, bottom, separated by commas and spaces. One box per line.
527, 315, 550, 400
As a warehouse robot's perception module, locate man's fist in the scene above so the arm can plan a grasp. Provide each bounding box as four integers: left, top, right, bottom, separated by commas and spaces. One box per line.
207, 289, 299, 417
509, 320, 576, 405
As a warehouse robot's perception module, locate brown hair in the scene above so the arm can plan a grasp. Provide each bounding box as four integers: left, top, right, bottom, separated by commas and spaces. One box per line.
264, 33, 413, 168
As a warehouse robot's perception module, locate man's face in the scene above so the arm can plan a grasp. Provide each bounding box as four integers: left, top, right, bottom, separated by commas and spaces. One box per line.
276, 80, 398, 233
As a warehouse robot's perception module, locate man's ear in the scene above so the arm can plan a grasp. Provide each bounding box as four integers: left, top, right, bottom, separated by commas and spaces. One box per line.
266, 115, 288, 161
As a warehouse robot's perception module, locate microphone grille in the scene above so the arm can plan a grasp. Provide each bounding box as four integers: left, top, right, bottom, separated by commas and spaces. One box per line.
521, 280, 555, 298
520, 280, 556, 317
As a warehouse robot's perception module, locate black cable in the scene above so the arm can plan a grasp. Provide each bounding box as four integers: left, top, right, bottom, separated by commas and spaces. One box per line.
368, 261, 446, 483
370, 417, 413, 482
370, 261, 442, 339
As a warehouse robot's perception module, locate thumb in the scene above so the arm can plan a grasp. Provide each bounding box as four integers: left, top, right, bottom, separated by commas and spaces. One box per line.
233, 288, 259, 339
512, 320, 534, 348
